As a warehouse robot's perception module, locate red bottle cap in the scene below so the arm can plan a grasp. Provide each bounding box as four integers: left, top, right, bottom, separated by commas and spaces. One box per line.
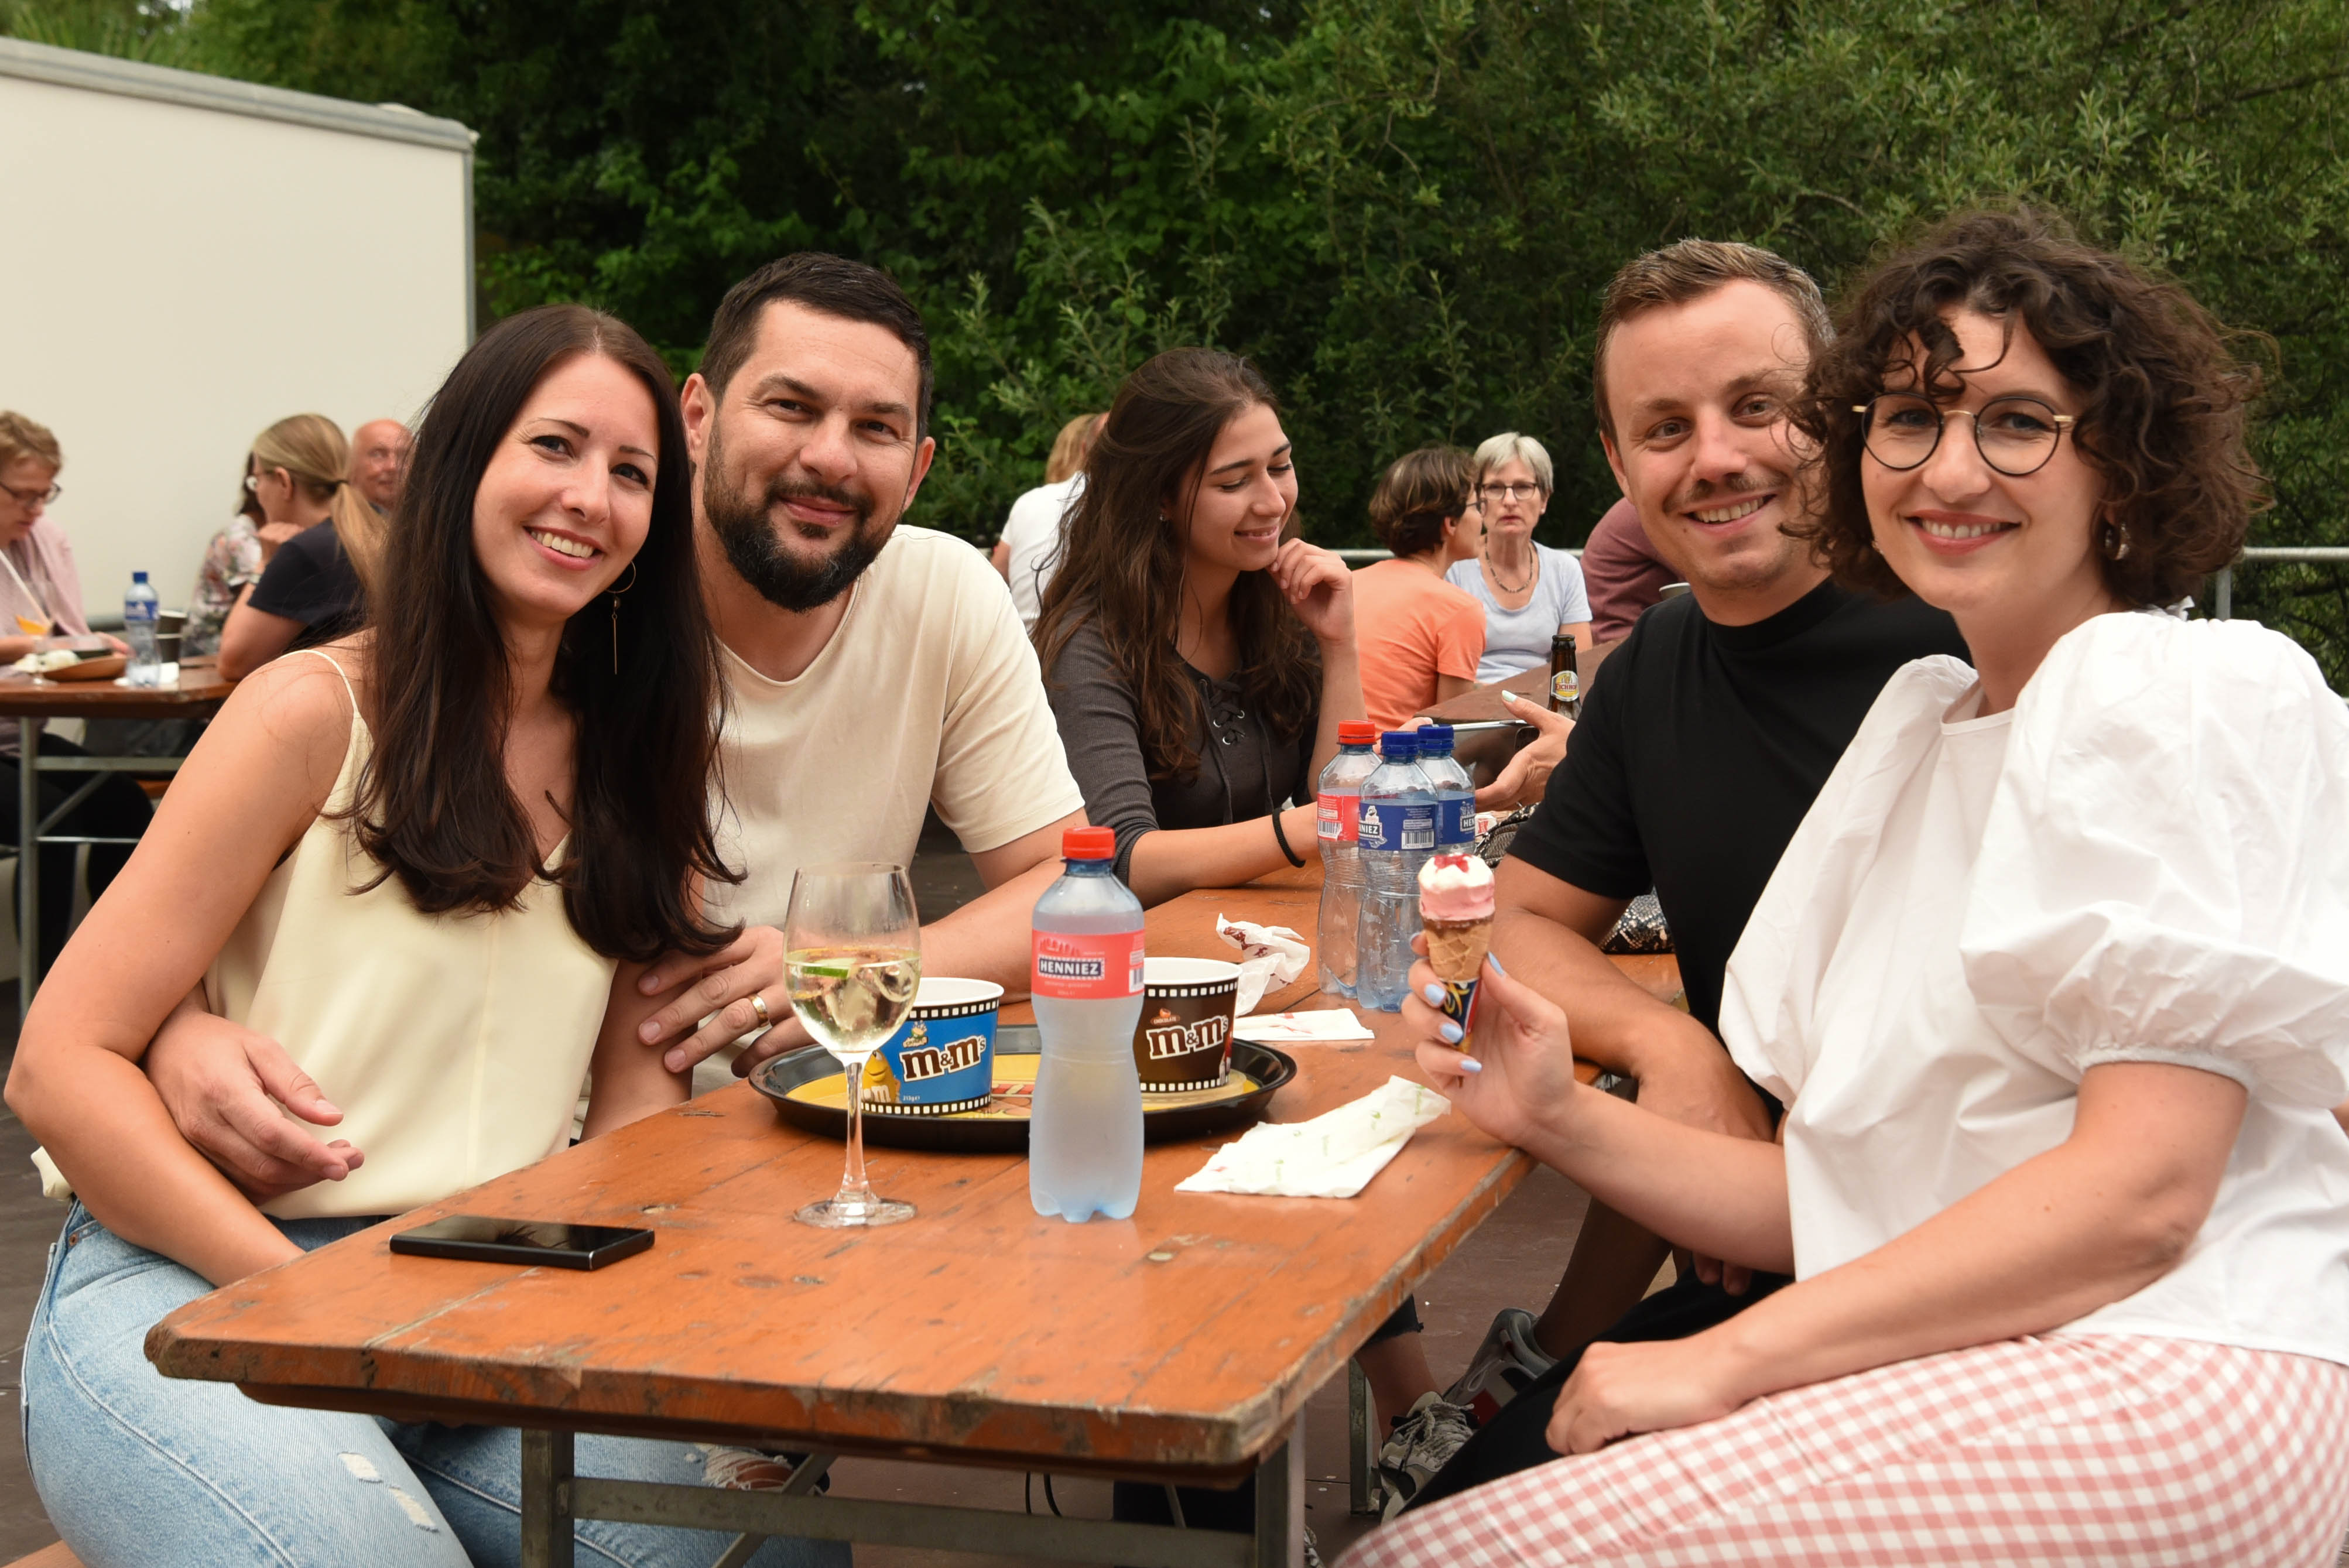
1338, 721, 1378, 745
1062, 826, 1116, 860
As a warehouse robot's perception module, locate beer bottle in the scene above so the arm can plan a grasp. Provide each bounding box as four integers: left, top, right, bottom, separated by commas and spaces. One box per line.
1549, 632, 1580, 717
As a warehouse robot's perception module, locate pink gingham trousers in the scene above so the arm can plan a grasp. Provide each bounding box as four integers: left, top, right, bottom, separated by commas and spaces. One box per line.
1341, 1334, 2349, 1566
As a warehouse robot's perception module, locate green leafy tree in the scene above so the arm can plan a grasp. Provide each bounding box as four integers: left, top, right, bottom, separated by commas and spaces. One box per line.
12, 0, 2345, 678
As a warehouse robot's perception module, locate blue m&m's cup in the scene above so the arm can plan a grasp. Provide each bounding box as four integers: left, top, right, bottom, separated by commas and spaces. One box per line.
860, 978, 1002, 1115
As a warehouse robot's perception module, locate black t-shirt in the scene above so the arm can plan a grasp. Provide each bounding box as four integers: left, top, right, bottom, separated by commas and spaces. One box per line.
1508, 578, 1971, 1036
247, 523, 364, 644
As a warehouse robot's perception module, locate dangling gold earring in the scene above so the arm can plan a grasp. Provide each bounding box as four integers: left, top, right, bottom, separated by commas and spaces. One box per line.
608, 560, 638, 674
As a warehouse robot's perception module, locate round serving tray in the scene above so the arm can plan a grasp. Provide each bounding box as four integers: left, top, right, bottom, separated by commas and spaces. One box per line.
751, 1025, 1296, 1154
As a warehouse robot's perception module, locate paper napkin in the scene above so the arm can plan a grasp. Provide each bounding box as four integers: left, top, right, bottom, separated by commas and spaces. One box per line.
1216, 914, 1311, 1014
1232, 1007, 1376, 1044
1174, 1076, 1449, 1199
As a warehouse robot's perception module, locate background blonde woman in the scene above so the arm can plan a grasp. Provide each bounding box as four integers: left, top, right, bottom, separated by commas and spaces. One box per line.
217, 414, 384, 679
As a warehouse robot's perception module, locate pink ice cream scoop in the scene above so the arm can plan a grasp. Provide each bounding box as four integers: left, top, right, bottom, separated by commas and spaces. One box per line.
1417, 854, 1495, 922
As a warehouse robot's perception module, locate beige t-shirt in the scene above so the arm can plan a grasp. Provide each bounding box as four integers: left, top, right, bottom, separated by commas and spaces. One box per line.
697, 526, 1085, 1091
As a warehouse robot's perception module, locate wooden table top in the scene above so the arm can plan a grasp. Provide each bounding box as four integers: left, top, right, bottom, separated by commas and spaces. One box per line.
1420, 636, 1625, 727
150, 871, 1678, 1484
0, 659, 234, 720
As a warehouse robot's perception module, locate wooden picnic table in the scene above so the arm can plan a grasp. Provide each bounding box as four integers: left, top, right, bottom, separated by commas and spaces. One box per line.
150, 865, 1678, 1568
0, 659, 235, 1013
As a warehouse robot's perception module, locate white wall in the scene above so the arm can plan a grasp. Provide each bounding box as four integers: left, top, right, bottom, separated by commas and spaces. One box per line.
0, 43, 471, 622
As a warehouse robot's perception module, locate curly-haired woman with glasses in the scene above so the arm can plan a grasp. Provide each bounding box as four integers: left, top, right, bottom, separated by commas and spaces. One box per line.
1353, 209, 2349, 1563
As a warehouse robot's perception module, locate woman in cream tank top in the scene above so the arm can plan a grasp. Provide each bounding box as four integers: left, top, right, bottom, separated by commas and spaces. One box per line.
6, 305, 840, 1568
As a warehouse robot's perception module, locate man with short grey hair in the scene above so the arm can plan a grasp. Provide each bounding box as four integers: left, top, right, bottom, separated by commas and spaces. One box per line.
347, 418, 411, 513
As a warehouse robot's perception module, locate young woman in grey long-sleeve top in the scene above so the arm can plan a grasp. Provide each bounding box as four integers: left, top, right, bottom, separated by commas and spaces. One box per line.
1032, 348, 1367, 907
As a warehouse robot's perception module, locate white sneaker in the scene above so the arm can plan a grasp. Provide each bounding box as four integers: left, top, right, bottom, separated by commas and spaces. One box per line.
1375, 1392, 1477, 1520
1441, 1306, 1557, 1426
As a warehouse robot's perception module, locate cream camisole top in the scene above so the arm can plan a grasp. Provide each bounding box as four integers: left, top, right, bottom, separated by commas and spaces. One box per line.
206, 652, 616, 1220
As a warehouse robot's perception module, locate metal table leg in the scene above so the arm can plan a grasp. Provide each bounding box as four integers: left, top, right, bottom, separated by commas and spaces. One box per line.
1348, 1359, 1382, 1514
17, 715, 37, 1020
522, 1428, 576, 1568
1254, 1414, 1305, 1568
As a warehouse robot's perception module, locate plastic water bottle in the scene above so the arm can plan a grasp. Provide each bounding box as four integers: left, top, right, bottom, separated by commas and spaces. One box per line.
122, 571, 160, 687
1029, 826, 1146, 1223
1314, 720, 1382, 995
1355, 731, 1436, 1011
1417, 725, 1477, 854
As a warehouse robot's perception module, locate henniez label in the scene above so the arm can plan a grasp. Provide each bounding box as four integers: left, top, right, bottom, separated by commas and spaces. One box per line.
1316, 792, 1360, 843
1033, 929, 1146, 999
1357, 799, 1436, 853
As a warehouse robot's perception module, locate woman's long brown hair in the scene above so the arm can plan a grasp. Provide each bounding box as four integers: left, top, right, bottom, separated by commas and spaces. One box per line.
1033, 348, 1320, 782
350, 304, 739, 963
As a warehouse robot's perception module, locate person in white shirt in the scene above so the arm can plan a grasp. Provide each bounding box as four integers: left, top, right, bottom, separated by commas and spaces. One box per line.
1446, 432, 1592, 682
998, 411, 1101, 630
139, 255, 1089, 1189
1355, 210, 2349, 1563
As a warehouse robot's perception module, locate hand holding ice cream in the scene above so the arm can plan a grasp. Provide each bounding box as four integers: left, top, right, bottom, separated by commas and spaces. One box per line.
1419, 853, 1495, 1050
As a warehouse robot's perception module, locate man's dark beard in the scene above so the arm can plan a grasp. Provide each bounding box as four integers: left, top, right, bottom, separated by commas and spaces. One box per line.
703, 425, 886, 612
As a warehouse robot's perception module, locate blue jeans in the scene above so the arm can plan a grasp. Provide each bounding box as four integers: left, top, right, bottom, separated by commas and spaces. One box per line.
24, 1204, 850, 1568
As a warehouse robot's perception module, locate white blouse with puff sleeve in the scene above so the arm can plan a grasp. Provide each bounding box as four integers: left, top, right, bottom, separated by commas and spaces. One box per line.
1721, 610, 2349, 1365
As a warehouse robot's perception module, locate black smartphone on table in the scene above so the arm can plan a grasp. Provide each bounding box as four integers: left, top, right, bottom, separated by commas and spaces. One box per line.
388, 1215, 654, 1270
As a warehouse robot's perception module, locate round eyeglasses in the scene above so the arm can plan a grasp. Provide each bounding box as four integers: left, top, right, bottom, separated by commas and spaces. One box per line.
1854, 393, 2077, 478
0, 480, 60, 508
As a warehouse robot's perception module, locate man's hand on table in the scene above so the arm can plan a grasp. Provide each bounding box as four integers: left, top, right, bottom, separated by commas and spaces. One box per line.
146, 1009, 364, 1203
1623, 1024, 1775, 1295
636, 924, 809, 1076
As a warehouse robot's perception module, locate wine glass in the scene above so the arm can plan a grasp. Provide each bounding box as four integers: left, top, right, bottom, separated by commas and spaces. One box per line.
783, 862, 922, 1228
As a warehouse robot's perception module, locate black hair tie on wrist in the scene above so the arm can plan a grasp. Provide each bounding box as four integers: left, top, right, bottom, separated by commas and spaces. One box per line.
1269, 807, 1306, 868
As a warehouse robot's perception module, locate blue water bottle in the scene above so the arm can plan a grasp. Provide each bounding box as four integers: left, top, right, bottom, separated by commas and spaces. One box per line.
1355, 732, 1435, 1011
1417, 725, 1477, 854
122, 571, 160, 687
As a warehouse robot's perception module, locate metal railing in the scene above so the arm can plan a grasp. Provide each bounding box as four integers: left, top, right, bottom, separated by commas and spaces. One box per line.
1334, 547, 1583, 563
2212, 546, 2349, 619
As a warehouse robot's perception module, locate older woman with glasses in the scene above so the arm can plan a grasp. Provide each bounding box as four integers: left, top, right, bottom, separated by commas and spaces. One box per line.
1447, 432, 1593, 682
1355, 210, 2349, 1564
0, 411, 151, 973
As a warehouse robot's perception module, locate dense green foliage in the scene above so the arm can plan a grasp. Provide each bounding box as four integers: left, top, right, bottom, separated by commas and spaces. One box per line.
12, 0, 2347, 675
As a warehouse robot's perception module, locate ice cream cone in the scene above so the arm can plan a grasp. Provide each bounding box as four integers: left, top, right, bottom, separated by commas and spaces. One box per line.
1424, 916, 1492, 983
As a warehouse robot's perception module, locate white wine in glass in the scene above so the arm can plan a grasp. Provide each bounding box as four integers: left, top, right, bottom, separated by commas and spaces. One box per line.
783, 862, 921, 1228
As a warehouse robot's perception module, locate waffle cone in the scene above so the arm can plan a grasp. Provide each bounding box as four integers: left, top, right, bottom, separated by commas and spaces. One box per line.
1423, 916, 1492, 982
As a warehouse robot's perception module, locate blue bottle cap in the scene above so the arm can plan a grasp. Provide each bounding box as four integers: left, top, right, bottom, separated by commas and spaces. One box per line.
1421, 725, 1455, 752
1379, 730, 1418, 756
132, 570, 148, 583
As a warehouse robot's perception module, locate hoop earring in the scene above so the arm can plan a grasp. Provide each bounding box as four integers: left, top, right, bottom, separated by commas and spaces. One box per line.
608, 560, 638, 675
2101, 522, 2131, 561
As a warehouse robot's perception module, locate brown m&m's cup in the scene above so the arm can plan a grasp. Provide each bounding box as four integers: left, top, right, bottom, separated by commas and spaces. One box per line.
1131, 957, 1240, 1090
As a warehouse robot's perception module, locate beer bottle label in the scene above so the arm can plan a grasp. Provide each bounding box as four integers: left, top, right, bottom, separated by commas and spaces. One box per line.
1552, 669, 1580, 704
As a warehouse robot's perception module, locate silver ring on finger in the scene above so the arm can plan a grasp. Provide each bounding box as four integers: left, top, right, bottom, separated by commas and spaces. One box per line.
749, 993, 771, 1028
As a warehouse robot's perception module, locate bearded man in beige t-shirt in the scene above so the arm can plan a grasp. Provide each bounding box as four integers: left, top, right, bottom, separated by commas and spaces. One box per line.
136, 254, 1088, 1195
632, 255, 1088, 1091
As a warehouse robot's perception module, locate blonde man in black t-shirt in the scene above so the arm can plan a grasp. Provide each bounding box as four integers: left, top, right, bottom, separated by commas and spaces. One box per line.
1399, 241, 1968, 1515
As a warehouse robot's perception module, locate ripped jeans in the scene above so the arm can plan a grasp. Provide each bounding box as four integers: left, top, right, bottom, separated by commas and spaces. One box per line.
24, 1204, 850, 1568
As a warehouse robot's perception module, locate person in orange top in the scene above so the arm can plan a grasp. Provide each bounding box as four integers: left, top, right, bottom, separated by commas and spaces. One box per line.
1351, 445, 1487, 730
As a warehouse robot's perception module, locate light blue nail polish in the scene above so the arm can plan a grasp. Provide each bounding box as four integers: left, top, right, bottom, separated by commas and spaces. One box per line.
1438, 1021, 1463, 1043
1487, 954, 1508, 978
1460, 1057, 1484, 1073
1422, 983, 1445, 1006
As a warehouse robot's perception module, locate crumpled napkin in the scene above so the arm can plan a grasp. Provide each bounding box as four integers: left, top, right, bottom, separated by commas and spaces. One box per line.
1217, 914, 1310, 1014
1174, 1076, 1449, 1199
